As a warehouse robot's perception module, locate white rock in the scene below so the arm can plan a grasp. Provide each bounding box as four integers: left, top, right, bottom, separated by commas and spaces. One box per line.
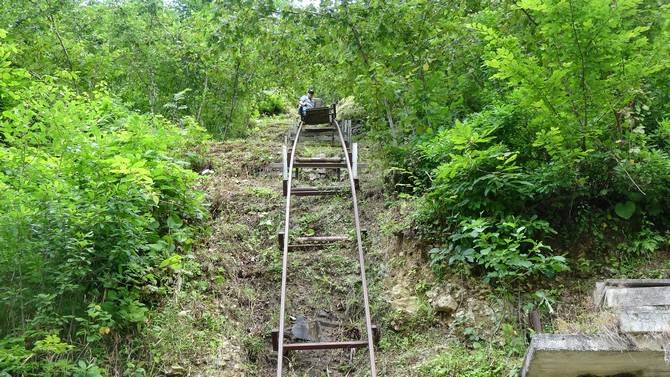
426, 286, 458, 314
390, 283, 420, 315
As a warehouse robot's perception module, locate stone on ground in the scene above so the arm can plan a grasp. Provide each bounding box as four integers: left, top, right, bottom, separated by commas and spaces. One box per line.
426, 286, 458, 314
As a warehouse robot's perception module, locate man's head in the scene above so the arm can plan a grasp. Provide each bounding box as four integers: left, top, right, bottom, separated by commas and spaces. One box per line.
307, 88, 314, 99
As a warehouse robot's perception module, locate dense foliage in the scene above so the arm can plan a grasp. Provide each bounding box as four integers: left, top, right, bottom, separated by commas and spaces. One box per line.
0, 0, 284, 137
2, 0, 670, 374
0, 32, 208, 374
271, 0, 670, 286
419, 0, 670, 285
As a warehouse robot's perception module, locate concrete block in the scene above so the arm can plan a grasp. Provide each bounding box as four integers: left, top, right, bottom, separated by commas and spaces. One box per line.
604, 287, 670, 308
604, 280, 670, 288
521, 334, 670, 377
595, 280, 670, 309
619, 310, 670, 334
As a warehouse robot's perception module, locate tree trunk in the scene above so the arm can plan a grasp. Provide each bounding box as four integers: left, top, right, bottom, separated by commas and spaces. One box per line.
196, 73, 209, 126
223, 59, 242, 139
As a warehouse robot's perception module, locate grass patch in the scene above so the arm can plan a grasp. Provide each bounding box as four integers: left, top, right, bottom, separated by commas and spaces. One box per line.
419, 343, 518, 377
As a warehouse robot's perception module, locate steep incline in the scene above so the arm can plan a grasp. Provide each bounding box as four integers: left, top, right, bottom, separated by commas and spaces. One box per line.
156, 116, 509, 376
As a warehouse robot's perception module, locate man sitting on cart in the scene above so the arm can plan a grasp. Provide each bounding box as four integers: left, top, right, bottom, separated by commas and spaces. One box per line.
298, 88, 315, 117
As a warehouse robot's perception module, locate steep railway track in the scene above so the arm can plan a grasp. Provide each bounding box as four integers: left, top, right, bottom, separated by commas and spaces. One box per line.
273, 106, 378, 376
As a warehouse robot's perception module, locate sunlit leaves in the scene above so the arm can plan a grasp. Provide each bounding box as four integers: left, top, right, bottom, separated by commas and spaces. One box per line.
0, 60, 208, 372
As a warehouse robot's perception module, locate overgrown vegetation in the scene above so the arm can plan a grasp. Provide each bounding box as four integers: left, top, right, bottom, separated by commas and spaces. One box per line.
212, 0, 669, 291
419, 344, 510, 377
417, 0, 670, 286
2, 0, 670, 375
0, 32, 208, 374
281, 0, 670, 290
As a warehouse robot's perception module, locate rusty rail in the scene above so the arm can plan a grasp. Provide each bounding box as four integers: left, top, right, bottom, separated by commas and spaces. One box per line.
333, 118, 377, 375
275, 111, 377, 376
276, 120, 303, 375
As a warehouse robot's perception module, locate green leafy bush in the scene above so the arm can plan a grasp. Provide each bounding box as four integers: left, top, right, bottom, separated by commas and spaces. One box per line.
0, 34, 208, 373
0, 30, 29, 114
411, 0, 670, 287
336, 96, 366, 121
419, 106, 534, 217
429, 217, 568, 285
256, 89, 288, 116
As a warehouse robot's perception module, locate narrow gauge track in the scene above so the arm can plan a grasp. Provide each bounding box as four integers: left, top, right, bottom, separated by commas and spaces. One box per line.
274, 105, 377, 376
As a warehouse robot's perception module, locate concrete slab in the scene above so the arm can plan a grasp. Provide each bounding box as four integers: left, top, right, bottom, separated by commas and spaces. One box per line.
595, 280, 670, 308
521, 334, 670, 377
619, 310, 670, 334
604, 287, 670, 308
604, 280, 670, 287
525, 281, 670, 377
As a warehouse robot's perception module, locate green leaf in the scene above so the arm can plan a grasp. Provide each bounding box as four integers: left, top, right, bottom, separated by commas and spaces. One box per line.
159, 254, 182, 270
167, 215, 183, 230
614, 201, 636, 220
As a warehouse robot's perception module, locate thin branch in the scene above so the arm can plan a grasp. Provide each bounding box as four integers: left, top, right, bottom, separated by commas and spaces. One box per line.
568, 0, 589, 137
519, 7, 538, 26
43, 0, 74, 73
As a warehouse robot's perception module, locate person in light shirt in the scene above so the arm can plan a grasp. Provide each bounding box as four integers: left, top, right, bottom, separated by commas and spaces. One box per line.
298, 88, 315, 117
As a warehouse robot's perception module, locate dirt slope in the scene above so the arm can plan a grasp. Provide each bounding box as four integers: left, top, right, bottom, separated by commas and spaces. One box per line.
148, 116, 504, 377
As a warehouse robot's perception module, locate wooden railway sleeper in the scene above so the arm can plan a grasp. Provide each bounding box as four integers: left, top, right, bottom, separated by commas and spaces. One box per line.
282, 143, 359, 196
277, 229, 368, 251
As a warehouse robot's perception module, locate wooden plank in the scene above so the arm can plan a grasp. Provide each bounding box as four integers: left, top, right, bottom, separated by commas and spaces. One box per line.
302, 107, 331, 125
295, 235, 349, 243
284, 340, 368, 351
293, 162, 347, 168
267, 162, 368, 170
276, 233, 350, 251
289, 187, 348, 197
